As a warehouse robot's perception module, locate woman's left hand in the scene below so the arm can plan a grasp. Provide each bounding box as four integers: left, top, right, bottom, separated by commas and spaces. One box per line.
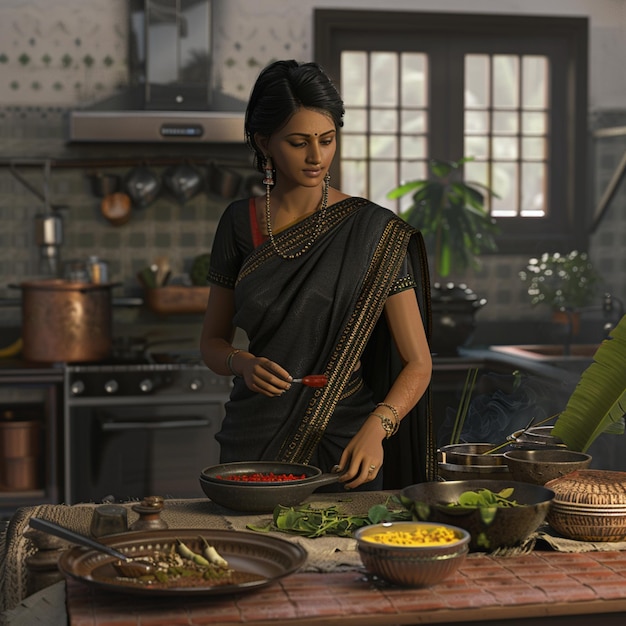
336, 417, 385, 488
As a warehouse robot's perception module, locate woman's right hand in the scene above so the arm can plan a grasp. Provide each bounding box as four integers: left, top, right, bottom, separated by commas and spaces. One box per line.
237, 353, 292, 397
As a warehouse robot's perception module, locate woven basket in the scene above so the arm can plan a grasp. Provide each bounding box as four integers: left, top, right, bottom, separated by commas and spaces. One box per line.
545, 470, 626, 541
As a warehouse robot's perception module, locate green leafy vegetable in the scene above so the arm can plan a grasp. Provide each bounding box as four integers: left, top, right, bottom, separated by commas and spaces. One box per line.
246, 496, 411, 538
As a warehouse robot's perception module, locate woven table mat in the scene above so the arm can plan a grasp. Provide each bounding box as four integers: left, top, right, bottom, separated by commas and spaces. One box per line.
0, 492, 392, 612
221, 492, 392, 573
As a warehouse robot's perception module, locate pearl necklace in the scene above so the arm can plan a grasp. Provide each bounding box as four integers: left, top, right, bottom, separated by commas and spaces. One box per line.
265, 175, 329, 260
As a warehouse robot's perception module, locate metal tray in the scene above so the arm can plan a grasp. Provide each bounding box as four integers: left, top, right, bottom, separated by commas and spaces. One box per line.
58, 528, 307, 596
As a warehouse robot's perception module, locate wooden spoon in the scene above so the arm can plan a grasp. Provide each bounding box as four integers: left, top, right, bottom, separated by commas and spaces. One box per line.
28, 517, 154, 577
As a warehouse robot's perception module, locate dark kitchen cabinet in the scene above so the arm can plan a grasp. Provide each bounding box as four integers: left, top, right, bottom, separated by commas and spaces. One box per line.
0, 365, 63, 519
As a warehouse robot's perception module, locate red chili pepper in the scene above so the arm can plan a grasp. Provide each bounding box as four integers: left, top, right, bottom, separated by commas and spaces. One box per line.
292, 375, 328, 388
216, 472, 307, 482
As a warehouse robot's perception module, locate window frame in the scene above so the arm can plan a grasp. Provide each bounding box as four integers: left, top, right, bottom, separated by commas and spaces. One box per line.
314, 9, 589, 255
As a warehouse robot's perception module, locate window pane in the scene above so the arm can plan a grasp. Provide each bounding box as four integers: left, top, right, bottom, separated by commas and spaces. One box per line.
401, 110, 427, 133
493, 111, 518, 134
370, 134, 397, 159
401, 53, 427, 107
493, 55, 519, 108
523, 56, 548, 109
464, 160, 490, 208
341, 134, 367, 158
521, 162, 546, 216
370, 108, 397, 132
400, 160, 427, 184
343, 107, 367, 133
342, 160, 367, 198
492, 136, 518, 160
522, 136, 546, 160
465, 54, 489, 107
465, 136, 489, 159
341, 51, 367, 106
396, 160, 427, 213
492, 161, 518, 216
370, 52, 397, 106
522, 111, 546, 135
370, 161, 397, 210
465, 110, 489, 134
401, 135, 426, 159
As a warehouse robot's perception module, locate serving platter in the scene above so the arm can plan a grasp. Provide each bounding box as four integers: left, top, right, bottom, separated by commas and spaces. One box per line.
58, 528, 307, 596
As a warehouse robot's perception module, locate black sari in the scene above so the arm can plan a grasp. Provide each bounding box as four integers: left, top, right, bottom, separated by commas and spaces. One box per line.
207, 196, 436, 488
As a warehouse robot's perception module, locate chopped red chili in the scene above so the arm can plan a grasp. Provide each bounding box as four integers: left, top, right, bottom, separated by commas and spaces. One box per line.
216, 472, 307, 482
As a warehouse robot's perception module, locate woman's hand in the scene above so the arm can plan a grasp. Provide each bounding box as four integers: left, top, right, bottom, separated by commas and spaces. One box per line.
237, 354, 292, 397
336, 415, 386, 489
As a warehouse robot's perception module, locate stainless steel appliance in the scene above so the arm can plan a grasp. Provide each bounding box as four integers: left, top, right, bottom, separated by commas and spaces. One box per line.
63, 352, 231, 504
69, 0, 245, 143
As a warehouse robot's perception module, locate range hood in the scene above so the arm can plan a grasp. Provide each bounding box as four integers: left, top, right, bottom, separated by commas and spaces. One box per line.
68, 0, 245, 144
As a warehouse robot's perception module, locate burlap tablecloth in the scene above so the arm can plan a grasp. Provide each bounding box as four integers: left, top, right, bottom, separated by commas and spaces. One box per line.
0, 491, 390, 614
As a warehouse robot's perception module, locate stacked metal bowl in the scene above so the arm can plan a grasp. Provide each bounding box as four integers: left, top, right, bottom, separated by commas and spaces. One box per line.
545, 469, 626, 542
438, 443, 513, 481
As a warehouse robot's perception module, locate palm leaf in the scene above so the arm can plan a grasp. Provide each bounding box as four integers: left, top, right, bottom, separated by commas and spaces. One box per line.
552, 315, 626, 452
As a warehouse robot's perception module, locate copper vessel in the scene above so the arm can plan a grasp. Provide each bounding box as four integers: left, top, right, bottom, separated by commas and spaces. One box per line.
20, 279, 114, 363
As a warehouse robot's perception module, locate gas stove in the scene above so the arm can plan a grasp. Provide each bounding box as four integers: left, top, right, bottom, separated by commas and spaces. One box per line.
65, 351, 232, 400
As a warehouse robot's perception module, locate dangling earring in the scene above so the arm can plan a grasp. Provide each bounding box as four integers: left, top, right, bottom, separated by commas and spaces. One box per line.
263, 155, 274, 187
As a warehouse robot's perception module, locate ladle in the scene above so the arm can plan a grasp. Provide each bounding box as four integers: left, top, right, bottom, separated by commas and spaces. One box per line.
28, 517, 155, 577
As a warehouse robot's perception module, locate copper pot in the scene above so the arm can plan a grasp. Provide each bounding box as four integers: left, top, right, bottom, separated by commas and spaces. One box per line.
18, 279, 115, 363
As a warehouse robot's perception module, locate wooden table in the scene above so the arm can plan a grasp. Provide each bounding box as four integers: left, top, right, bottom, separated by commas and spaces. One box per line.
64, 549, 626, 625
4, 494, 626, 625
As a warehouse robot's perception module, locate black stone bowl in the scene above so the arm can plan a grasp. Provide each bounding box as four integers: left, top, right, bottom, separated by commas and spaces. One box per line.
199, 461, 342, 513
401, 479, 554, 552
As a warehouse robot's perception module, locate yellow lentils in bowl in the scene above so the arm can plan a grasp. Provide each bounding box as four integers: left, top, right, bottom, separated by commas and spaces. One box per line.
354, 521, 470, 587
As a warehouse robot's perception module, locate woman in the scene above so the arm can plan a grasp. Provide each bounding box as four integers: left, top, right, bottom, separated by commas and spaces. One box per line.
200, 60, 436, 490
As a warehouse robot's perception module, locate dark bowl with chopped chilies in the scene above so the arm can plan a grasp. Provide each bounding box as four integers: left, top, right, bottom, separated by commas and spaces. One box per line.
199, 461, 343, 513
401, 479, 555, 552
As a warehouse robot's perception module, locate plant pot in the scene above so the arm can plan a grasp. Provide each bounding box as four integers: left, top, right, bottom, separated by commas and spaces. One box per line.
430, 283, 486, 356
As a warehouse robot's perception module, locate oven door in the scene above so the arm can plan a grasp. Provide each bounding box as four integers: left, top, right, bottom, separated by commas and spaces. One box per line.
68, 401, 223, 504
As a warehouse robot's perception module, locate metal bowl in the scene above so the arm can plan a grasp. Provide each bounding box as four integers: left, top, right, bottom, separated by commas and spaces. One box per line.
199, 461, 342, 513
401, 479, 555, 552
354, 521, 470, 587
439, 443, 508, 466
514, 426, 566, 449
503, 449, 592, 485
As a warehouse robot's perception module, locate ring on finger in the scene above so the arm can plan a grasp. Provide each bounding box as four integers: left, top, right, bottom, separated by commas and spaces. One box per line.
368, 464, 376, 473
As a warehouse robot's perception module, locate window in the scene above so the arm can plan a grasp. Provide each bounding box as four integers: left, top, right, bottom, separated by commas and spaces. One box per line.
315, 10, 589, 254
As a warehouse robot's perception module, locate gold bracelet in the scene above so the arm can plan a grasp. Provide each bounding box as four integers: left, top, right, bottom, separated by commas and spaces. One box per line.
226, 349, 241, 376
370, 412, 396, 439
376, 402, 400, 427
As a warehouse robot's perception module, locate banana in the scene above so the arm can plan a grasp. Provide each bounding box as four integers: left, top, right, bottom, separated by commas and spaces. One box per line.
0, 338, 23, 358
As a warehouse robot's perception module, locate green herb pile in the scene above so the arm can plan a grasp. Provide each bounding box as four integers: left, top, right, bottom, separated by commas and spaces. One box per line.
247, 496, 411, 538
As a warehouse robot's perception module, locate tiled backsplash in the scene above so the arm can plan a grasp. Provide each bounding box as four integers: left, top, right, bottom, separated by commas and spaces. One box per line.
1, 1, 625, 337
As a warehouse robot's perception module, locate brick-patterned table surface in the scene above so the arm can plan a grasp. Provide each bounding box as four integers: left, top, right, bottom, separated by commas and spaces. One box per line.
66, 550, 626, 626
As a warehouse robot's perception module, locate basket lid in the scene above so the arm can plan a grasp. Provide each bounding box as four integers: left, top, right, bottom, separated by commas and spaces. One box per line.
545, 469, 626, 506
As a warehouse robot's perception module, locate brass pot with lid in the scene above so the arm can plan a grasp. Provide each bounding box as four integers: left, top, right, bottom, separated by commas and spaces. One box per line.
18, 279, 115, 363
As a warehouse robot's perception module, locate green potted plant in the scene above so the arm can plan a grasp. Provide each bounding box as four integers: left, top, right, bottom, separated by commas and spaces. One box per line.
387, 157, 498, 354
519, 251, 600, 311
519, 251, 601, 336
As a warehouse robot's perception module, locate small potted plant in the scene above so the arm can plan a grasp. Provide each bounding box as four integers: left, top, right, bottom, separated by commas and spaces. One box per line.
519, 251, 600, 311
387, 157, 498, 354
519, 251, 600, 335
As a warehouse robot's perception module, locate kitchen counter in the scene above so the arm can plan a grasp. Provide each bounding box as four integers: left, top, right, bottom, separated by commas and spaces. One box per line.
3, 493, 626, 625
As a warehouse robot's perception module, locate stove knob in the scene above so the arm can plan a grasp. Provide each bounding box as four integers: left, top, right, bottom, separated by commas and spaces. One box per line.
139, 379, 153, 393
189, 378, 203, 392
104, 379, 119, 394
70, 380, 85, 396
